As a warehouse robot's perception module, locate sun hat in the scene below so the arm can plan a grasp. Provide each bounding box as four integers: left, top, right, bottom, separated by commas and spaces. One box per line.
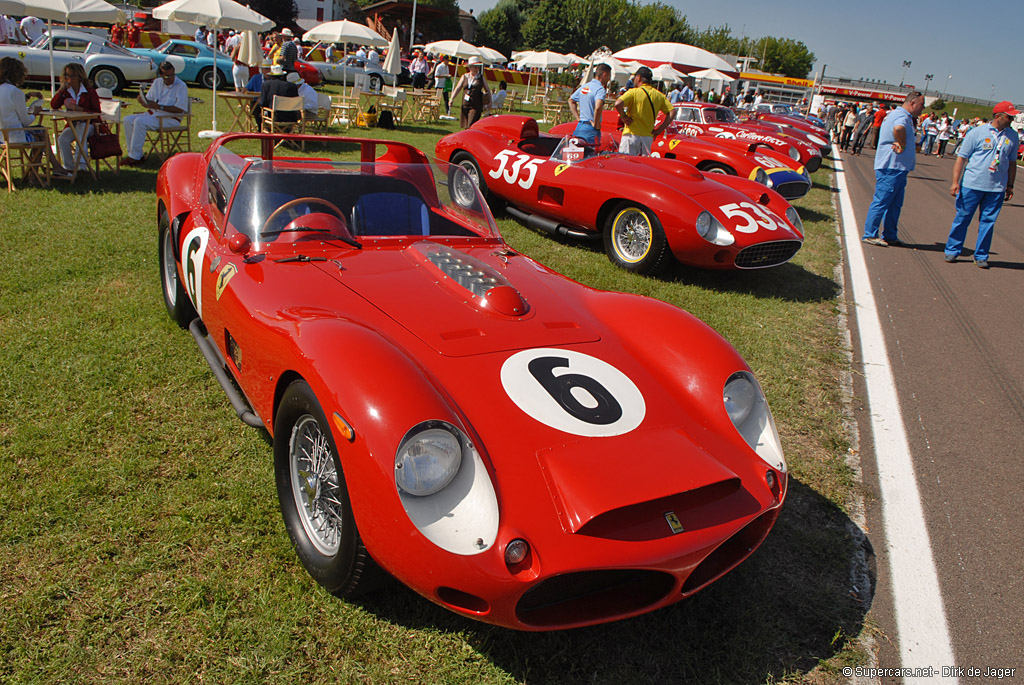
281, 28, 293, 37
286, 71, 301, 83
993, 101, 1020, 116
270, 64, 285, 76
467, 56, 482, 66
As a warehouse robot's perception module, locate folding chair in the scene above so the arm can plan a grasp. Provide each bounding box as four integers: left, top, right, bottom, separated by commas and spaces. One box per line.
329, 95, 358, 129
380, 86, 406, 127
1, 126, 52, 192
305, 92, 332, 136
93, 97, 122, 174
261, 95, 305, 148
144, 102, 192, 160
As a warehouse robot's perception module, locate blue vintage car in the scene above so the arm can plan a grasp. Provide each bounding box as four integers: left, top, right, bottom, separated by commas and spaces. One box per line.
130, 40, 233, 89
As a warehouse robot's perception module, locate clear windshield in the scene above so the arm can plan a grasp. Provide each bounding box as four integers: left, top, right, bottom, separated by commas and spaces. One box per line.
708, 107, 738, 123
211, 148, 499, 250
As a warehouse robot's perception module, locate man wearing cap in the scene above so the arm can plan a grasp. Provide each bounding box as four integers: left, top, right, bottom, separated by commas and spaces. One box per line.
943, 101, 1019, 268
121, 61, 188, 166
259, 63, 299, 128
568, 63, 611, 145
861, 90, 925, 246
613, 66, 673, 156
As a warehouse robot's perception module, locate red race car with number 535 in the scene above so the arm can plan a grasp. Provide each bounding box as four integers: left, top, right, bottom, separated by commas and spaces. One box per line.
437, 116, 804, 274
156, 133, 788, 631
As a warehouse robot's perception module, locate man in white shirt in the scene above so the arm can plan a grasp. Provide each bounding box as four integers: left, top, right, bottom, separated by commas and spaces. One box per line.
287, 71, 318, 118
366, 47, 380, 68
20, 16, 44, 43
122, 61, 189, 165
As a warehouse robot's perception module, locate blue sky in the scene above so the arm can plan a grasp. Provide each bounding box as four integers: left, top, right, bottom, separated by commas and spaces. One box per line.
457, 0, 1021, 103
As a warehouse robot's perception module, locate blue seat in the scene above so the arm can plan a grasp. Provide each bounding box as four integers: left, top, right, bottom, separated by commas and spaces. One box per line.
350, 192, 430, 237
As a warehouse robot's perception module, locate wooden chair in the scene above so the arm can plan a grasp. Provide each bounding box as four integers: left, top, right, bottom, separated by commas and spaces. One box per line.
93, 97, 122, 175
379, 86, 406, 126
304, 92, 332, 136
261, 95, 305, 148
503, 89, 518, 113
144, 103, 192, 160
542, 98, 568, 125
1, 126, 52, 192
329, 94, 358, 129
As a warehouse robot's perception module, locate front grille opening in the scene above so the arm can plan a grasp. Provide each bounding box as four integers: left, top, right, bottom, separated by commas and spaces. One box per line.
436, 587, 490, 614
735, 240, 801, 268
516, 570, 674, 627
774, 181, 809, 200
681, 510, 778, 595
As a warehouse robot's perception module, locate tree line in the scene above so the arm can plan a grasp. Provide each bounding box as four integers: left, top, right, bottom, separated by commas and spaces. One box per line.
476, 0, 816, 79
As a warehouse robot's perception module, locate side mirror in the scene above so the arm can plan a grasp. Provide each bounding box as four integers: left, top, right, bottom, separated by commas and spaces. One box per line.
228, 233, 251, 255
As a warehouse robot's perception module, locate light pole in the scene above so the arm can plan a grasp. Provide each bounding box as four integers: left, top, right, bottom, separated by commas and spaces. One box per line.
943, 74, 952, 98
900, 60, 911, 86
924, 73, 934, 94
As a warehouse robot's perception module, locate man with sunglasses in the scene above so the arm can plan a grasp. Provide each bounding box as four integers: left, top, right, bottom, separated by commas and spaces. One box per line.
121, 61, 188, 167
943, 101, 1019, 268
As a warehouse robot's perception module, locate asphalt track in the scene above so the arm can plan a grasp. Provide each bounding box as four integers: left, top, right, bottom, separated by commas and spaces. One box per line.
838, 148, 1024, 683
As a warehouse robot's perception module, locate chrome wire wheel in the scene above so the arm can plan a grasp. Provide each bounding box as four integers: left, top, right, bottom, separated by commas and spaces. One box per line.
289, 414, 344, 556
452, 161, 480, 207
161, 228, 178, 307
611, 207, 653, 263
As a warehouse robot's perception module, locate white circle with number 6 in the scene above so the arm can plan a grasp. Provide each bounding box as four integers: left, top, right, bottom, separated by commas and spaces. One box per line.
501, 348, 646, 437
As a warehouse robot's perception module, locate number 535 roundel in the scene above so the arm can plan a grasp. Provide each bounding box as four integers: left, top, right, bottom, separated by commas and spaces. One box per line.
437, 115, 804, 274
156, 133, 787, 631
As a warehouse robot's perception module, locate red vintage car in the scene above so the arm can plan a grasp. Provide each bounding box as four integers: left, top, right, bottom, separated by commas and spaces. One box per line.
550, 110, 812, 200
437, 116, 804, 273
671, 102, 825, 171
156, 133, 788, 631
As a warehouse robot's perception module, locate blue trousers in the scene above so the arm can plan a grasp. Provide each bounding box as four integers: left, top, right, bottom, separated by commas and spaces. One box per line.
572, 121, 600, 145
945, 186, 1005, 262
863, 169, 908, 241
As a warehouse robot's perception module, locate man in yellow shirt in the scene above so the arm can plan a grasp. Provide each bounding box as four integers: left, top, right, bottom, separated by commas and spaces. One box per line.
613, 66, 673, 155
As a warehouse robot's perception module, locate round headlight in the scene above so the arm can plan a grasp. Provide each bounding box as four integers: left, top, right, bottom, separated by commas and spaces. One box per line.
754, 167, 768, 186
785, 206, 803, 233
395, 426, 462, 496
724, 373, 757, 426
788, 146, 800, 161
695, 210, 713, 238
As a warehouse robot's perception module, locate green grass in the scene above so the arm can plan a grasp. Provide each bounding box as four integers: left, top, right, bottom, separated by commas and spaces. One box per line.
0, 84, 866, 683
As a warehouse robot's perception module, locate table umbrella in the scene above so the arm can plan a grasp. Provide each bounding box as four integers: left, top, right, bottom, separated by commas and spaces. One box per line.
382, 29, 401, 81
152, 0, 273, 137
0, 0, 123, 94
424, 39, 481, 60
513, 51, 571, 101
477, 46, 506, 65
651, 63, 686, 83
688, 67, 735, 82
234, 28, 262, 68
303, 20, 387, 97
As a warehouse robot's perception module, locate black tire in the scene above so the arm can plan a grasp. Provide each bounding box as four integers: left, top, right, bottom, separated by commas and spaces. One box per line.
198, 67, 225, 90
274, 380, 381, 598
368, 74, 382, 92
90, 66, 125, 94
699, 162, 735, 175
158, 205, 197, 328
603, 202, 671, 274
449, 152, 486, 210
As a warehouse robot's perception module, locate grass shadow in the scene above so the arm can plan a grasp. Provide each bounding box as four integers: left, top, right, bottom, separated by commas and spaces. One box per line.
352, 477, 873, 684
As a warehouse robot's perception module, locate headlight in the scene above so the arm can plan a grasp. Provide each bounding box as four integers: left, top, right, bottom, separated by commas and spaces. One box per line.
723, 372, 785, 472
695, 210, 712, 238
395, 424, 462, 496
788, 146, 800, 161
754, 167, 768, 186
696, 210, 735, 246
785, 206, 803, 233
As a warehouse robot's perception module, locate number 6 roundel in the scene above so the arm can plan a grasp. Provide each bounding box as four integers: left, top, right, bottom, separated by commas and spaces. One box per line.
500, 349, 646, 437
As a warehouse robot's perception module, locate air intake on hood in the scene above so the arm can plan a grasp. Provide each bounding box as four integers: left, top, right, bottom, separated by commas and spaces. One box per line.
412, 242, 529, 317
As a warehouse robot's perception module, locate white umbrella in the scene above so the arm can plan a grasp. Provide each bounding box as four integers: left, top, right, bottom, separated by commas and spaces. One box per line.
613, 42, 736, 75
382, 29, 400, 79
152, 0, 273, 137
0, 0, 123, 94
235, 28, 262, 68
424, 39, 481, 60
302, 19, 387, 47
564, 52, 585, 65
688, 67, 735, 82
514, 50, 571, 69
477, 45, 506, 65
651, 63, 686, 83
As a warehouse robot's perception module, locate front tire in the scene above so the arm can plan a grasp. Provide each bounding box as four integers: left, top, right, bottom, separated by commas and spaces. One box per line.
158, 205, 197, 328
90, 66, 124, 94
603, 202, 671, 274
198, 67, 225, 89
274, 380, 380, 597
368, 74, 382, 92
449, 152, 486, 210
699, 162, 735, 175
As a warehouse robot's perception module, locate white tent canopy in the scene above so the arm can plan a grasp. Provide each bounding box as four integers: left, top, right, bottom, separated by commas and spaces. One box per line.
514, 50, 571, 69
613, 42, 736, 75
477, 45, 506, 64
424, 39, 481, 60
302, 19, 387, 47
650, 63, 687, 83
688, 67, 735, 82
152, 0, 273, 137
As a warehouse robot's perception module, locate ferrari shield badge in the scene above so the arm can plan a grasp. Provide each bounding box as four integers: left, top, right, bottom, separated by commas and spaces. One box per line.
664, 511, 684, 534
216, 263, 237, 300
669, 139, 681, 150
554, 163, 570, 176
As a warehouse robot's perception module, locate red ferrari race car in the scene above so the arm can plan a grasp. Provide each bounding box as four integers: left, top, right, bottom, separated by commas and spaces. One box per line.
671, 102, 825, 171
437, 116, 804, 273
550, 111, 812, 200
157, 133, 788, 631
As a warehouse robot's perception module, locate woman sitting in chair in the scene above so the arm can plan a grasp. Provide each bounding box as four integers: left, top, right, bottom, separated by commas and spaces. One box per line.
49, 63, 100, 172
0, 57, 70, 177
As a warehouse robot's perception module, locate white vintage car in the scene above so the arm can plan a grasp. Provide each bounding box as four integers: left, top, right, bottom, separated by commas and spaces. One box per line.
0, 29, 157, 93
309, 56, 409, 91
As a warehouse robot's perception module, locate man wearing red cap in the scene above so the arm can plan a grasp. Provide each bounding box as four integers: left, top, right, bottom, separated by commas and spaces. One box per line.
943, 100, 1020, 268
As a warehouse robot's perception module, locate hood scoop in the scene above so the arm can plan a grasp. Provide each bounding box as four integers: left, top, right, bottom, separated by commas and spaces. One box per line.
415, 242, 528, 317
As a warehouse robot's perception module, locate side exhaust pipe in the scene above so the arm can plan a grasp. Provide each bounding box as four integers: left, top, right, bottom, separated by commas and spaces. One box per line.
189, 319, 265, 429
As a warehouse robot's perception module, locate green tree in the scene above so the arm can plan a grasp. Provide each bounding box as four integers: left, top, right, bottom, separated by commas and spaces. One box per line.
694, 24, 740, 55
477, 0, 523, 56
520, 0, 572, 52
757, 36, 815, 79
562, 0, 634, 54
631, 2, 695, 46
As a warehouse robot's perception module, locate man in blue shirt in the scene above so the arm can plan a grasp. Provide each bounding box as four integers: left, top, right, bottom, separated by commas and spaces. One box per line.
862, 91, 925, 246
568, 63, 611, 145
681, 83, 694, 102
943, 101, 1019, 268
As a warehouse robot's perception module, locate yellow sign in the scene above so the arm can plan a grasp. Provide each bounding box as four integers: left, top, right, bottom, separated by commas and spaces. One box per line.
739, 72, 815, 89
215, 263, 237, 300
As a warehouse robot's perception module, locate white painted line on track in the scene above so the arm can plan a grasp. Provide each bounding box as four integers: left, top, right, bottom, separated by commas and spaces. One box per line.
832, 153, 958, 684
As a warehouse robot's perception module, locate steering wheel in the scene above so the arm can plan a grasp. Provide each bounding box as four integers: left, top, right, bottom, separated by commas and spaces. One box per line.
262, 197, 347, 235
